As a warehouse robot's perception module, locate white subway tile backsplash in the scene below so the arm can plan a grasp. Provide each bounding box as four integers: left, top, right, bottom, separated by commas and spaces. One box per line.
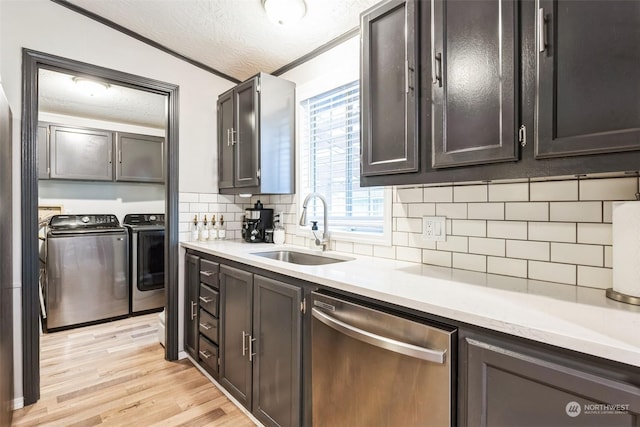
422, 249, 452, 267
373, 245, 396, 259
424, 186, 453, 202
469, 237, 505, 256
436, 203, 467, 219
453, 185, 488, 202
577, 266, 612, 289
436, 235, 468, 253
528, 261, 576, 285
181, 173, 631, 291
397, 217, 422, 233
453, 253, 487, 272
487, 257, 527, 278
452, 220, 486, 237
580, 177, 638, 201
488, 182, 529, 202
397, 187, 423, 203
506, 240, 549, 261
551, 243, 603, 267
468, 203, 504, 220
505, 202, 548, 221
487, 221, 527, 240
530, 180, 578, 201
397, 246, 422, 263
407, 203, 436, 218
604, 246, 613, 268
549, 202, 602, 223
577, 223, 612, 245
528, 222, 576, 243
353, 243, 374, 256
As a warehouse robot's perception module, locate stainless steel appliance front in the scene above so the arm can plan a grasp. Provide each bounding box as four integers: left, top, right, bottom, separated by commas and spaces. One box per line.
311, 292, 456, 427
45, 230, 129, 330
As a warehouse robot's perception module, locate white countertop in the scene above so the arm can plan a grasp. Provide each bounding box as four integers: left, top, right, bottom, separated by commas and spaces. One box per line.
182, 240, 640, 368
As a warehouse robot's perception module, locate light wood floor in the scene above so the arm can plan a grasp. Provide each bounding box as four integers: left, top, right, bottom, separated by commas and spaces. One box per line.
12, 314, 255, 426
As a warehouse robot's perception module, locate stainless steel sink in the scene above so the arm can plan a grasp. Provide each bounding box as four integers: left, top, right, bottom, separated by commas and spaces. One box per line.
252, 250, 352, 266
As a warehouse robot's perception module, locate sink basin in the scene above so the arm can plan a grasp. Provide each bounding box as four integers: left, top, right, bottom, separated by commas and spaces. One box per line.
252, 250, 352, 266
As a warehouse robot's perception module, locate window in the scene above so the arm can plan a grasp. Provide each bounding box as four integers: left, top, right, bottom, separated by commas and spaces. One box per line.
299, 80, 389, 242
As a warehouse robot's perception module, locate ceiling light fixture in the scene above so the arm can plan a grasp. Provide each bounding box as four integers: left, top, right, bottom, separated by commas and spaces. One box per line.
72, 77, 110, 96
263, 0, 307, 25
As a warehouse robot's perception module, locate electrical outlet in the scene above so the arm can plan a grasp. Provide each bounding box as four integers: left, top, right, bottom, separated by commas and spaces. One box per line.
422, 216, 446, 241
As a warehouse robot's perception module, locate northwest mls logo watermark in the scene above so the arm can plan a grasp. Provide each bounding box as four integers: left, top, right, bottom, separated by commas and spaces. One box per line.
565, 401, 631, 417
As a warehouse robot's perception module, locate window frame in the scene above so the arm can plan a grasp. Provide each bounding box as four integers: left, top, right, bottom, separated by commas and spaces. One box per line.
295, 72, 392, 246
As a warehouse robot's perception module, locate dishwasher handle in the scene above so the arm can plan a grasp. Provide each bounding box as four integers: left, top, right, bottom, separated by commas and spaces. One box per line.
312, 307, 446, 364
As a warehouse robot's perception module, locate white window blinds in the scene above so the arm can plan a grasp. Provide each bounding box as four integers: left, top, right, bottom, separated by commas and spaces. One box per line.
299, 81, 385, 234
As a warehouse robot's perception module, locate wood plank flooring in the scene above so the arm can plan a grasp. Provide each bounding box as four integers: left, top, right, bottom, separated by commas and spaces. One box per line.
12, 314, 255, 426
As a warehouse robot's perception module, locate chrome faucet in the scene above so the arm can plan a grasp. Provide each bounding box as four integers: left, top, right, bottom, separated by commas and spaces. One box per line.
299, 192, 329, 251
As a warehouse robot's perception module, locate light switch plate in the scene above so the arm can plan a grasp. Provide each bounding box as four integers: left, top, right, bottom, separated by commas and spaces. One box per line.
423, 216, 446, 241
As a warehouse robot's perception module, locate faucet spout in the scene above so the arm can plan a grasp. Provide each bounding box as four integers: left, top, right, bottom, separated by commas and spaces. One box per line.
299, 192, 329, 250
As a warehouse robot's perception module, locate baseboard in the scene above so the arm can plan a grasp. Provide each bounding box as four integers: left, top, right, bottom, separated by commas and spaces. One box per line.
178, 350, 187, 360
185, 354, 263, 427
12, 396, 24, 410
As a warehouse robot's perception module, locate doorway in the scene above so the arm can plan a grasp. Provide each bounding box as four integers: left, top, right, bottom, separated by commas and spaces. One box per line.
21, 49, 180, 405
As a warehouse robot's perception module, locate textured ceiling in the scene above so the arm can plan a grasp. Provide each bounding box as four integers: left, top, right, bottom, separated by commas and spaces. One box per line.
63, 0, 379, 81
39, 69, 167, 128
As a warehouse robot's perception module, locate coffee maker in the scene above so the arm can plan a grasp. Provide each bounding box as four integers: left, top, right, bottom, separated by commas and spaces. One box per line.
242, 200, 274, 243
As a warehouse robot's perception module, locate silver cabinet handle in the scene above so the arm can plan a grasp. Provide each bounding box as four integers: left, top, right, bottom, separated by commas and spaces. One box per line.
191, 301, 197, 320
200, 270, 215, 277
227, 128, 231, 146
249, 335, 256, 362
242, 331, 248, 356
199, 350, 212, 359
312, 308, 446, 364
199, 322, 213, 330
538, 8, 548, 53
199, 296, 213, 303
433, 53, 442, 87
230, 128, 237, 145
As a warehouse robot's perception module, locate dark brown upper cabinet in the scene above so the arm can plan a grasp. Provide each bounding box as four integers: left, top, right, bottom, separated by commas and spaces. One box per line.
360, 0, 419, 177
535, 1, 640, 158
432, 0, 519, 168
217, 73, 295, 195
115, 132, 164, 183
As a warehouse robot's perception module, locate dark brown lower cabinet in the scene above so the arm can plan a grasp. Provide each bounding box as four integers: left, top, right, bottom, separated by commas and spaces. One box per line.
461, 334, 640, 426
184, 253, 200, 359
220, 264, 302, 427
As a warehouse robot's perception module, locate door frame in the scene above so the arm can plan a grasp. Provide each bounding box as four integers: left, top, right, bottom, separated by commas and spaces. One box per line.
21, 49, 180, 405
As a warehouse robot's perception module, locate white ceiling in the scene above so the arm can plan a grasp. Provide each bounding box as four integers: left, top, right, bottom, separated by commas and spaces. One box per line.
39, 0, 377, 128
39, 69, 167, 128
63, 0, 379, 82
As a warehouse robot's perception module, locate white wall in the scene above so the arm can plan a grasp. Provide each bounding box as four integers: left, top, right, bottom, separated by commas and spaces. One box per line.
0, 0, 235, 403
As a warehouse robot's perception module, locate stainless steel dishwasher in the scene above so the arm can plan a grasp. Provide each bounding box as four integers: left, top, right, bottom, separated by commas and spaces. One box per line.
311, 292, 456, 427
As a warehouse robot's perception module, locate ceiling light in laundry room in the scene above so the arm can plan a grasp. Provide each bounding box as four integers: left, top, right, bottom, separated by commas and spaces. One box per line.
72, 76, 110, 96
263, 0, 307, 25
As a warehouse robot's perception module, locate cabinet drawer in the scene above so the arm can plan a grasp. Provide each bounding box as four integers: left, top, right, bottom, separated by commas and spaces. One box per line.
199, 284, 219, 317
199, 309, 218, 344
200, 259, 219, 287
198, 335, 219, 376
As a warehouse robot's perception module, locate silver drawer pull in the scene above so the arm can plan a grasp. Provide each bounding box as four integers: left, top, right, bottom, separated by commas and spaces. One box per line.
199, 322, 213, 330
199, 296, 214, 303
199, 350, 212, 359
200, 270, 216, 277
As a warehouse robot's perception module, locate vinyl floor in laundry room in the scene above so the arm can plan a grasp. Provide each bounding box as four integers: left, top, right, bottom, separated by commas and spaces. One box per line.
11, 313, 255, 426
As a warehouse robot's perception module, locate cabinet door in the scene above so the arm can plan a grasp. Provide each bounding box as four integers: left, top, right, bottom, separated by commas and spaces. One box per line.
234, 78, 260, 188
49, 125, 113, 181
361, 0, 419, 177
463, 337, 640, 426
184, 253, 200, 359
116, 132, 164, 183
432, 0, 518, 168
218, 89, 235, 189
220, 264, 253, 409
536, 1, 640, 158
37, 123, 49, 179
253, 275, 302, 427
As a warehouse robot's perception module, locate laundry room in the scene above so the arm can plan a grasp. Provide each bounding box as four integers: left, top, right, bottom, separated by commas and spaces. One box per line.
37, 67, 167, 332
